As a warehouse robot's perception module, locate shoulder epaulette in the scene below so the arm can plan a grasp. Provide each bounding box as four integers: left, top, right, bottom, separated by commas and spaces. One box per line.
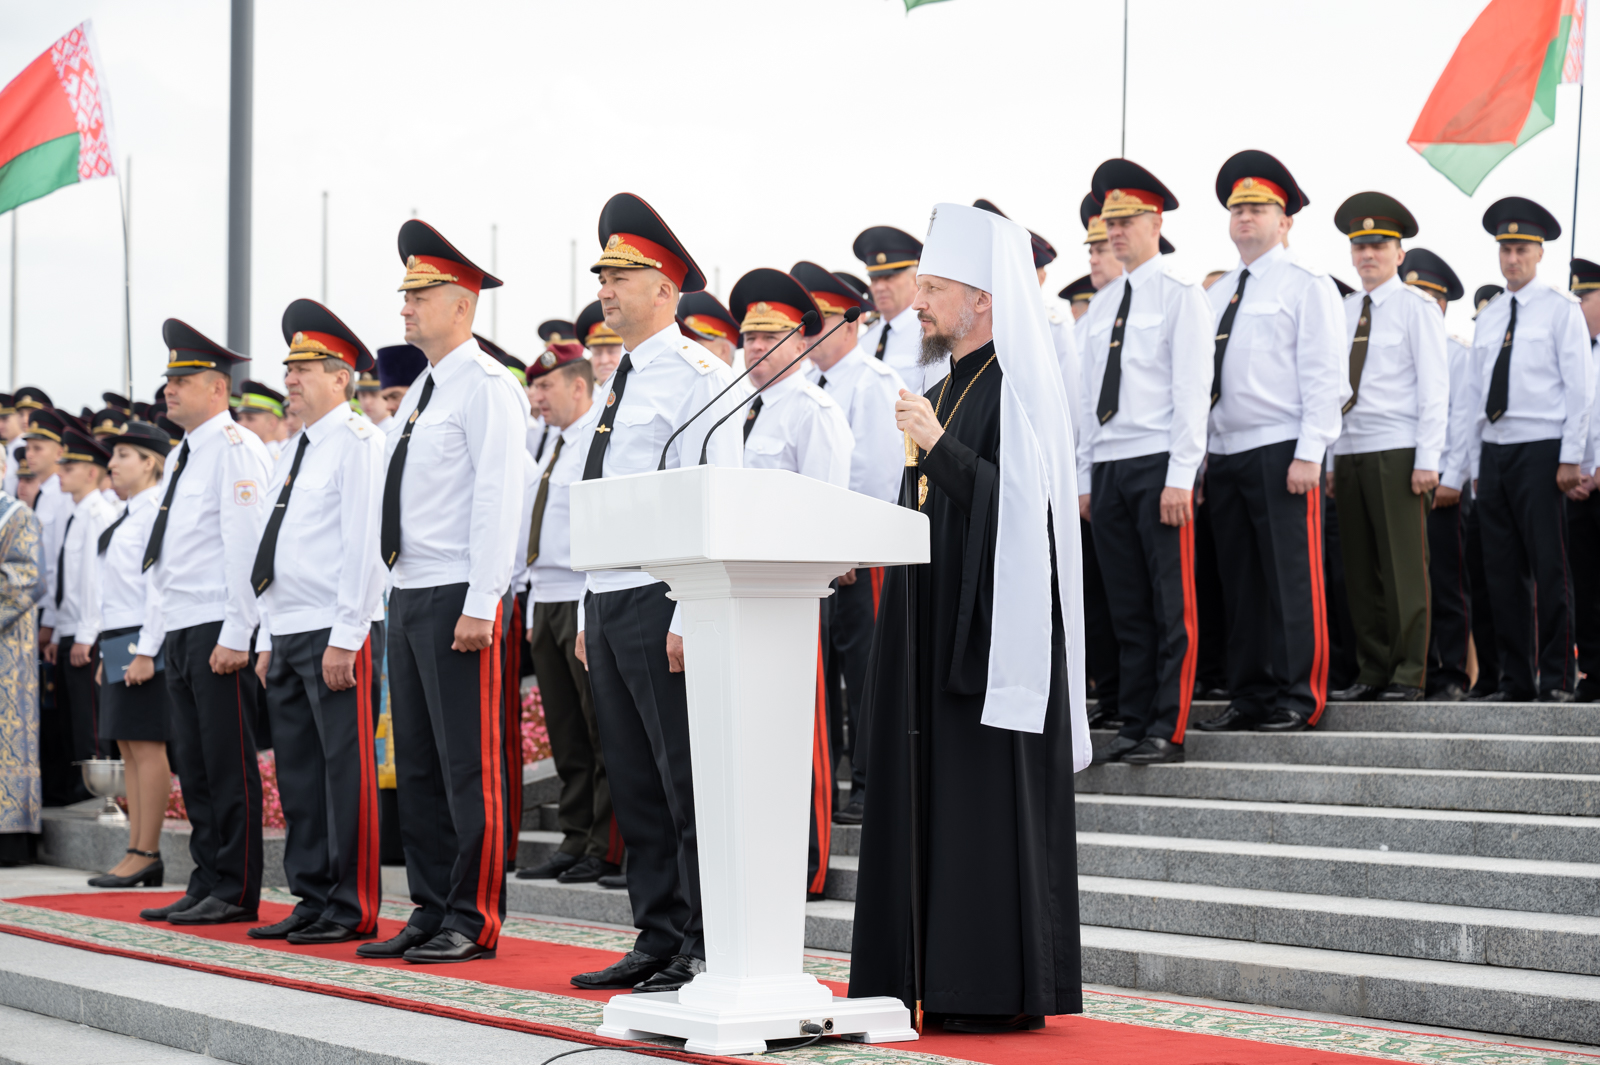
222, 423, 243, 446
862, 357, 896, 378
800, 381, 837, 408
345, 415, 373, 440
1401, 283, 1436, 303
1555, 287, 1582, 304
676, 343, 721, 375
1450, 334, 1472, 348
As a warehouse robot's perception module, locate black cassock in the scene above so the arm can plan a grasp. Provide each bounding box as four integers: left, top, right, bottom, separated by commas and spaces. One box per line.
847, 340, 1082, 1018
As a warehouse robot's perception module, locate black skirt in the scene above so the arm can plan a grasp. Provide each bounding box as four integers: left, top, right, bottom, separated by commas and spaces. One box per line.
98, 627, 171, 742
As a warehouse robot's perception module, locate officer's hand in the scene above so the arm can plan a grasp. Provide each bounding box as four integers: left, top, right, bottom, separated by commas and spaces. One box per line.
210, 645, 250, 674
1286, 460, 1321, 496
254, 650, 270, 687
1159, 487, 1192, 527
1433, 485, 1462, 509
39, 626, 53, 654
1557, 463, 1583, 493
1411, 469, 1440, 496
70, 642, 92, 668
125, 654, 154, 687
42, 640, 57, 665
323, 646, 357, 691
1568, 473, 1596, 502
895, 390, 943, 453
452, 614, 495, 653
666, 632, 685, 673
1078, 494, 1091, 522
1324, 470, 1336, 499
838, 568, 858, 586
575, 630, 588, 670
95, 661, 103, 686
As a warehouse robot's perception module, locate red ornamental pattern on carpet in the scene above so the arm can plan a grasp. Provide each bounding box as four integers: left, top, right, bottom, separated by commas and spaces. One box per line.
49, 23, 114, 181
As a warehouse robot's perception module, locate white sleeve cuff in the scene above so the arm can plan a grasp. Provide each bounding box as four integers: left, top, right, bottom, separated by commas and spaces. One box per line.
462, 589, 503, 622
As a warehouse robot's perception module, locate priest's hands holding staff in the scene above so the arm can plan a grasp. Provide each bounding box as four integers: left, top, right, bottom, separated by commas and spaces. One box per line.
896, 390, 943, 454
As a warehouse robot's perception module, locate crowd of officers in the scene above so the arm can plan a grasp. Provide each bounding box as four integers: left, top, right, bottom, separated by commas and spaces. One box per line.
4, 152, 1599, 990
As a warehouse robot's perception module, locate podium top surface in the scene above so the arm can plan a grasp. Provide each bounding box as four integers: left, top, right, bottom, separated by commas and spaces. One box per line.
570, 465, 929, 572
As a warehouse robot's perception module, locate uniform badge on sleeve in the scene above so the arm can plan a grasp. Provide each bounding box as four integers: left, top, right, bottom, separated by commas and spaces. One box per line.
233, 480, 258, 506
223, 424, 242, 445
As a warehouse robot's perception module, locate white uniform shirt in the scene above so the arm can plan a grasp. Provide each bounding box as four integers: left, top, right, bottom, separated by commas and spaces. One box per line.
147, 409, 273, 651
379, 416, 403, 437
1206, 243, 1349, 463
1585, 337, 1600, 474
35, 474, 72, 631
1334, 274, 1450, 469
1049, 309, 1080, 438
99, 485, 120, 508
508, 449, 541, 599
84, 484, 164, 659
857, 303, 945, 395
256, 405, 387, 652
386, 337, 528, 621
526, 414, 593, 605
55, 490, 117, 641
1442, 281, 1592, 490
1077, 253, 1213, 490
742, 371, 853, 487
1, 441, 16, 497
806, 347, 905, 503
1441, 334, 1476, 488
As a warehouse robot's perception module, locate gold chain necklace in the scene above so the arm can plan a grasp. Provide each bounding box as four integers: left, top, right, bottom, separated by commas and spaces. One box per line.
919, 352, 997, 509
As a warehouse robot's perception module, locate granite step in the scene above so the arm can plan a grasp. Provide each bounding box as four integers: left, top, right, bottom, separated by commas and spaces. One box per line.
1178, 698, 1600, 736
0, 1002, 218, 1065
1089, 730, 1600, 775
1074, 793, 1600, 863
1075, 760, 1600, 816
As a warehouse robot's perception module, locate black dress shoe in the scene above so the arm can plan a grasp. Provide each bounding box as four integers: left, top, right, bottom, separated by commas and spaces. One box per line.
1329, 682, 1380, 702
1196, 686, 1230, 701
597, 872, 628, 890
1539, 689, 1575, 703
167, 896, 258, 925
1255, 708, 1313, 732
88, 859, 164, 889
832, 800, 864, 825
1197, 706, 1255, 732
1377, 683, 1424, 702
404, 928, 494, 963
942, 1013, 1046, 1034
247, 912, 317, 939
633, 954, 705, 993
558, 856, 621, 884
140, 894, 201, 921
514, 851, 581, 880
1427, 682, 1467, 702
1091, 736, 1140, 765
1121, 737, 1184, 764
287, 918, 377, 945
1466, 686, 1502, 701
356, 924, 436, 958
1086, 705, 1121, 729
572, 949, 668, 990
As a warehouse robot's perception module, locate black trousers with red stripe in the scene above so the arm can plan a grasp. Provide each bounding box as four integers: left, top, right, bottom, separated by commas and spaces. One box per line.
164, 620, 264, 911
1206, 440, 1329, 724
263, 626, 382, 934
1567, 491, 1600, 690
503, 594, 525, 867
807, 616, 833, 897
388, 584, 507, 947
1090, 453, 1197, 744
826, 568, 880, 806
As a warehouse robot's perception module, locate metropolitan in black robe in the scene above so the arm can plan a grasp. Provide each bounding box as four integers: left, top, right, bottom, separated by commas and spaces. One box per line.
847, 339, 1082, 1020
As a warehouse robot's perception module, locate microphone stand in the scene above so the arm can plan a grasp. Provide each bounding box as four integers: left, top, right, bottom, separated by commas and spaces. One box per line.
900, 428, 926, 1034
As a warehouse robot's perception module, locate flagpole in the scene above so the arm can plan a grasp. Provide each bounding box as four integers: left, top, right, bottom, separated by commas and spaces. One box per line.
1120, 0, 1128, 156
320, 190, 328, 303
8, 210, 15, 392
569, 238, 577, 321
1574, 82, 1585, 252
490, 222, 498, 341
119, 156, 133, 400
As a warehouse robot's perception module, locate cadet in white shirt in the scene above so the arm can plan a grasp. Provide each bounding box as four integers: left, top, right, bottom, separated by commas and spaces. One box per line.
853, 225, 947, 392
372, 344, 427, 437
568, 194, 742, 996
1567, 258, 1600, 702
677, 291, 746, 377
1443, 198, 1591, 702
22, 408, 80, 805
247, 300, 386, 947
1325, 194, 1449, 704
0, 393, 21, 498
1076, 161, 1212, 766
1196, 151, 1348, 735
366, 222, 524, 964
139, 320, 273, 926
975, 197, 1081, 401
578, 299, 626, 400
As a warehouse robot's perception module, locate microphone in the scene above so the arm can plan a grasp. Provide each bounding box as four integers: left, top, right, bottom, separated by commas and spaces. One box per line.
697, 306, 862, 465
656, 309, 819, 471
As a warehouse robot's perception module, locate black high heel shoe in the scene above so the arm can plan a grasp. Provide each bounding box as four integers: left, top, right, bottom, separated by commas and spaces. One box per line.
88, 848, 164, 888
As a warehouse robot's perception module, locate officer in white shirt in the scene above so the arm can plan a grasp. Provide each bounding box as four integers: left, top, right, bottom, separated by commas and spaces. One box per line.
52, 428, 118, 783
0, 393, 21, 498
1443, 198, 1591, 702
372, 344, 427, 436
235, 381, 288, 461
22, 408, 77, 803
1567, 258, 1600, 701
137, 320, 273, 926
1076, 161, 1212, 766
1325, 194, 1449, 704
355, 370, 386, 429
246, 300, 386, 947
1461, 284, 1507, 698
1196, 151, 1348, 735
793, 262, 901, 825
677, 291, 745, 376
569, 193, 743, 995
1059, 275, 1097, 322
578, 299, 626, 400
853, 225, 946, 392
364, 222, 525, 964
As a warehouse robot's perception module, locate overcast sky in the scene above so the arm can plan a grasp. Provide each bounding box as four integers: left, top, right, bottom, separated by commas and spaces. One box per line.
0, 0, 1593, 411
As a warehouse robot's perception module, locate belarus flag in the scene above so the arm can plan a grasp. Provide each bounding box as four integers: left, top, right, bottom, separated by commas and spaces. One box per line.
1409, 0, 1586, 195
0, 21, 117, 215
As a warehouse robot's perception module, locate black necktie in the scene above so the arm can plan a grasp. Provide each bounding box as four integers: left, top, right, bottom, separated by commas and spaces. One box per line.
743, 395, 764, 441
582, 354, 633, 480
1210, 269, 1250, 408
1096, 281, 1136, 425
97, 508, 128, 556
534, 424, 551, 463
1343, 294, 1373, 415
142, 439, 190, 571
526, 435, 564, 565
380, 375, 435, 568
817, 374, 828, 389
874, 320, 890, 360
55, 514, 74, 607
252, 432, 311, 595
1485, 296, 1517, 423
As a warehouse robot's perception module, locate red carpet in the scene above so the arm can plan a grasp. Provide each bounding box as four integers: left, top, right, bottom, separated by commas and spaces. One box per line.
2, 891, 1412, 1065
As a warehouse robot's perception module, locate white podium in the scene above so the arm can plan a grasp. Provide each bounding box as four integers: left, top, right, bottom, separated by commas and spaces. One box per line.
570, 465, 927, 1055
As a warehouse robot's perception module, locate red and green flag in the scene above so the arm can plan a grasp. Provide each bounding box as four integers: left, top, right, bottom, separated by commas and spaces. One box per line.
0, 21, 117, 215
1409, 0, 1586, 194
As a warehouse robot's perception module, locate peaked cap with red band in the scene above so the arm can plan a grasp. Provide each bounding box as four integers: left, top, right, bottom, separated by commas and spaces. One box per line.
972, 199, 1058, 268
396, 219, 503, 294
728, 269, 822, 336
576, 300, 623, 348
281, 298, 376, 372
675, 291, 741, 344
789, 260, 866, 316
1215, 149, 1309, 216
592, 192, 706, 293
1091, 159, 1180, 220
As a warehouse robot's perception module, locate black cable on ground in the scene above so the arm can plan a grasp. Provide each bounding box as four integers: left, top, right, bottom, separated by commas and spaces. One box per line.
535, 1022, 830, 1064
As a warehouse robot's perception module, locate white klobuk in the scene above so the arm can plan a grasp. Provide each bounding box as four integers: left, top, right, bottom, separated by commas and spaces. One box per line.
571, 464, 927, 1055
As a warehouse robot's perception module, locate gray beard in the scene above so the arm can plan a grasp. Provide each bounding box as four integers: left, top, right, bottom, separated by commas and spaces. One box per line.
919, 331, 955, 366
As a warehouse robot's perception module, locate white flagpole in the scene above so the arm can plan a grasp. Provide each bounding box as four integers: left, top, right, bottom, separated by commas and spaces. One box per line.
120, 156, 132, 399
8, 209, 15, 392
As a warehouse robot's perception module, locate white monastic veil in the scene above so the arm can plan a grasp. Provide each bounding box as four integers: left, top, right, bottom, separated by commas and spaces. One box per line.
918, 203, 1090, 772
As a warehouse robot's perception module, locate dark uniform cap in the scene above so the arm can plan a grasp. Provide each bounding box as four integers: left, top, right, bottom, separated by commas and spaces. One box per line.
1057, 275, 1097, 303
1082, 192, 1176, 252
130, 401, 150, 418
676, 291, 742, 345
833, 271, 872, 305
790, 261, 868, 315
155, 416, 183, 446
101, 391, 131, 412
728, 269, 822, 337
396, 220, 502, 293
238, 380, 286, 418
79, 406, 95, 423
0, 393, 13, 415
526, 339, 587, 381
537, 320, 577, 347
474, 334, 526, 385
163, 319, 249, 377
1331, 276, 1357, 298
91, 408, 129, 438
356, 370, 380, 391
282, 298, 376, 372
1473, 284, 1504, 317
1334, 192, 1418, 244
116, 419, 173, 458
852, 226, 923, 276
14, 386, 51, 410
1482, 197, 1560, 243
1400, 248, 1464, 302
376, 345, 428, 389
592, 192, 706, 293
1570, 258, 1600, 293
575, 300, 623, 349
60, 428, 111, 468
23, 407, 68, 442
10, 443, 31, 477
972, 199, 1058, 269
1215, 149, 1310, 215
1090, 159, 1180, 219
